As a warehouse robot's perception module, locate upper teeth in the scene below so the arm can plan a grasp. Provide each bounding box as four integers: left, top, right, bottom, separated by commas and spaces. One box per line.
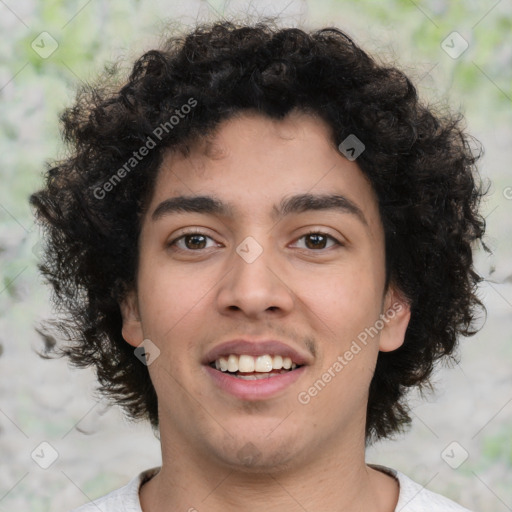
214, 354, 297, 373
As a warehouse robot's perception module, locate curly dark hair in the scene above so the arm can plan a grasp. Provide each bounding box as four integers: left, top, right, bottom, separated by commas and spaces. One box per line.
30, 19, 486, 444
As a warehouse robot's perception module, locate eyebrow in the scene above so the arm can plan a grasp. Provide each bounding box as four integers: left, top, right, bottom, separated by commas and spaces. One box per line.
152, 195, 230, 220
275, 193, 367, 225
151, 193, 367, 225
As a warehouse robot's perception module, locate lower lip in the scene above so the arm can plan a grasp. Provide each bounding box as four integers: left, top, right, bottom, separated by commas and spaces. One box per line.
204, 365, 306, 400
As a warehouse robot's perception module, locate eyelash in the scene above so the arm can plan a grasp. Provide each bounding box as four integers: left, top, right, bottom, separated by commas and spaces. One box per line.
167, 230, 342, 252
168, 230, 220, 252
294, 230, 342, 250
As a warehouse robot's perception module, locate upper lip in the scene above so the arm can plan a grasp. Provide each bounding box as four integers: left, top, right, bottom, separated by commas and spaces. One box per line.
203, 339, 312, 366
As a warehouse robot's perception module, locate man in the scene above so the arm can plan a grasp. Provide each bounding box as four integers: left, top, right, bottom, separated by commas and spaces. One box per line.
30, 20, 485, 511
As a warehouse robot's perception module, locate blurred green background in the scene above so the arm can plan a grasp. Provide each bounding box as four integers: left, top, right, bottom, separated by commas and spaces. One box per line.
1, 0, 511, 510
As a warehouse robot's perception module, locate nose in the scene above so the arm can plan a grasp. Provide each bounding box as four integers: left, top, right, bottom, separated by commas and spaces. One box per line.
215, 237, 295, 319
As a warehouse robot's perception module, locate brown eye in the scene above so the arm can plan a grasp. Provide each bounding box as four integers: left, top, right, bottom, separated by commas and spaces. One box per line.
183, 234, 208, 250
304, 233, 328, 249
291, 231, 341, 251
169, 232, 218, 252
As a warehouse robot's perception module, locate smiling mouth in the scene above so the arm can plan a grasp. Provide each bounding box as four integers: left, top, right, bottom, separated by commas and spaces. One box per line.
208, 354, 302, 380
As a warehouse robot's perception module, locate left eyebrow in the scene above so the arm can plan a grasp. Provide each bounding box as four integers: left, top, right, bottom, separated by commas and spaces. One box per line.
274, 193, 368, 225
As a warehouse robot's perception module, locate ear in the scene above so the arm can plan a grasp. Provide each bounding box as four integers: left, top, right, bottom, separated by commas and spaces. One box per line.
119, 290, 144, 348
378, 286, 411, 353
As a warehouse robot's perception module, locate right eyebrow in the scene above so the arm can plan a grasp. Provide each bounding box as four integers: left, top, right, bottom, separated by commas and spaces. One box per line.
151, 195, 233, 221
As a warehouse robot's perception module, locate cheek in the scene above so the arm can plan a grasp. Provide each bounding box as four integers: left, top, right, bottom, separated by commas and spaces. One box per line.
137, 262, 214, 342
297, 262, 384, 342
298, 270, 382, 423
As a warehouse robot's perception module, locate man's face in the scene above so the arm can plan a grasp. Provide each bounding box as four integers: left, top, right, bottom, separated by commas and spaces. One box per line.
121, 111, 410, 471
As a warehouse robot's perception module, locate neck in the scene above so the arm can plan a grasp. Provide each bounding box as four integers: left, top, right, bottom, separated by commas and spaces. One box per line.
140, 422, 398, 512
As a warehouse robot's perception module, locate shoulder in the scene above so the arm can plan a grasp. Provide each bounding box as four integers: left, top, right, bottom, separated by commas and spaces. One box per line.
371, 464, 473, 512
69, 467, 160, 512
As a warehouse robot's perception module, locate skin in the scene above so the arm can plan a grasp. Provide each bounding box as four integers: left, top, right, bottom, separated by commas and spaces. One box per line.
121, 110, 411, 512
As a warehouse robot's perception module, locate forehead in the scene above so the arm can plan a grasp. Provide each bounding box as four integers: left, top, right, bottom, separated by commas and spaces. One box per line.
146, 111, 381, 231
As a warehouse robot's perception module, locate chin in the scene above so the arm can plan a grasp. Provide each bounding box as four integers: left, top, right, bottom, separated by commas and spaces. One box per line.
213, 435, 300, 473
